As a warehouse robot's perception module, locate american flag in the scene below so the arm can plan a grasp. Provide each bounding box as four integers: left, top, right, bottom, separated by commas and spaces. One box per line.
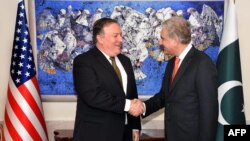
1, 0, 48, 140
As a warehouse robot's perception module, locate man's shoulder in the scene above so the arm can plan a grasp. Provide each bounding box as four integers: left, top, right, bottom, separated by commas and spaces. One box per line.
192, 47, 211, 60
73, 48, 97, 64
76, 48, 96, 58
118, 53, 130, 62
191, 50, 216, 71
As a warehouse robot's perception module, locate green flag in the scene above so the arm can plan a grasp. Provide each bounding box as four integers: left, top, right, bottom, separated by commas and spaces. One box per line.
216, 0, 246, 141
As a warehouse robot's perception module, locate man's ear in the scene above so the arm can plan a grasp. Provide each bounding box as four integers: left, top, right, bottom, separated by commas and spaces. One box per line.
172, 35, 180, 45
97, 34, 104, 44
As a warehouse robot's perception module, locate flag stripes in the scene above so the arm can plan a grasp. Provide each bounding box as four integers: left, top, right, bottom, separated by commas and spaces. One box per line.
8, 87, 41, 141
6, 79, 47, 140
5, 100, 32, 141
21, 78, 47, 133
4, 109, 22, 141
1, 0, 48, 140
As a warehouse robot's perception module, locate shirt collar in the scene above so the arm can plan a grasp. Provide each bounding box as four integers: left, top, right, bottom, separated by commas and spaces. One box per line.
178, 42, 192, 60
97, 47, 115, 63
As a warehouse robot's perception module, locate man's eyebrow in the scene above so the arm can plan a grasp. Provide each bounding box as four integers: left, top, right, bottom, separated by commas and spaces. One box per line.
112, 32, 122, 35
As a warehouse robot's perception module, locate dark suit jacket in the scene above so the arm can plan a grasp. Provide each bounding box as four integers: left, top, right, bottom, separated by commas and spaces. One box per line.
73, 47, 141, 141
144, 47, 218, 141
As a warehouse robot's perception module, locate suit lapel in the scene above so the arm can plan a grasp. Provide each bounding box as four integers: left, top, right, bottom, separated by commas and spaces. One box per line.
92, 47, 113, 72
170, 47, 195, 92
163, 59, 174, 97
92, 47, 123, 87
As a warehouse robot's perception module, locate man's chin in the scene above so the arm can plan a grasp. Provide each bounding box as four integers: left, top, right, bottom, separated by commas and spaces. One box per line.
114, 50, 121, 56
116, 48, 121, 53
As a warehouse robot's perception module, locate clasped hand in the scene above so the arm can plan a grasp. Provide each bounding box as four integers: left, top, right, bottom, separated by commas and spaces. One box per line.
128, 99, 144, 117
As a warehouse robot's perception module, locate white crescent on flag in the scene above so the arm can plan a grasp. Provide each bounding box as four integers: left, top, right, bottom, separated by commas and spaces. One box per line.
218, 80, 242, 125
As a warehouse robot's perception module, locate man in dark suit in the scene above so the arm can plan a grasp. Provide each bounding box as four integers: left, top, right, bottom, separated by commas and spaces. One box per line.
132, 16, 218, 141
73, 18, 142, 141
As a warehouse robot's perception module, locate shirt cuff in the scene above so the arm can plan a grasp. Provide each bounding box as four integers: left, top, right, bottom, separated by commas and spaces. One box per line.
142, 102, 146, 116
124, 99, 131, 111
132, 129, 140, 132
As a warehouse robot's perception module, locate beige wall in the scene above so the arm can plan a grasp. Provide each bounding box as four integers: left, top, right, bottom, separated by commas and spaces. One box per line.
237, 0, 250, 122
1, 0, 250, 141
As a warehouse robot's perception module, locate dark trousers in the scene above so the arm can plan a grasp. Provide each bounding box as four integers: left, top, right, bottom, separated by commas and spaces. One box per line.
123, 125, 132, 141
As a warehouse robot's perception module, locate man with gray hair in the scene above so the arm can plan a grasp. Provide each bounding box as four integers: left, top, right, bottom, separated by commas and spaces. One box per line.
131, 16, 218, 141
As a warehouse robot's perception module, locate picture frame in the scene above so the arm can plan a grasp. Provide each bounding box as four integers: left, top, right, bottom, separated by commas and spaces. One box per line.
31, 0, 224, 101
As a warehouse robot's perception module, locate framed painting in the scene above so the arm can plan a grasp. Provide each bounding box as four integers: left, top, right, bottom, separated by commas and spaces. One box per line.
33, 0, 224, 101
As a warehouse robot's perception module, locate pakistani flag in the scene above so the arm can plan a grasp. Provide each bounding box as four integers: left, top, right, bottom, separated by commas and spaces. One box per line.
216, 0, 246, 141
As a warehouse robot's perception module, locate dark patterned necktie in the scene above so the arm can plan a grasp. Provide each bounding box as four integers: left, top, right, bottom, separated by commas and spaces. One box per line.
110, 57, 123, 86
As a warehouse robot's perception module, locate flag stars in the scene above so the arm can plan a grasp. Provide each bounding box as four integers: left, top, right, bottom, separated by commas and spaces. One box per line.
20, 4, 24, 10
21, 46, 26, 51
15, 78, 20, 83
27, 64, 31, 69
19, 12, 24, 17
17, 28, 21, 33
23, 38, 28, 43
10, 1, 39, 88
20, 54, 25, 59
24, 31, 28, 35
25, 72, 30, 77
18, 62, 23, 67
17, 70, 22, 75
28, 56, 32, 61
18, 20, 22, 25
16, 37, 20, 42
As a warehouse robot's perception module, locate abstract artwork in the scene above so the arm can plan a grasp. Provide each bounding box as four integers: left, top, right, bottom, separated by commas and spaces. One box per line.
34, 0, 224, 96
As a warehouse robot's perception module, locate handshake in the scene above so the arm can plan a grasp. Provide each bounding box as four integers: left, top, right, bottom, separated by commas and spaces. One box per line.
128, 99, 145, 117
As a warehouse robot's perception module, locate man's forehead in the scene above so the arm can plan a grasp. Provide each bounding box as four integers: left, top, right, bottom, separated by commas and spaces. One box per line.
103, 23, 119, 29
103, 23, 121, 34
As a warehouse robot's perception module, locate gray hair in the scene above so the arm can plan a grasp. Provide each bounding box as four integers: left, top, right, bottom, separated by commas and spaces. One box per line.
162, 16, 191, 44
